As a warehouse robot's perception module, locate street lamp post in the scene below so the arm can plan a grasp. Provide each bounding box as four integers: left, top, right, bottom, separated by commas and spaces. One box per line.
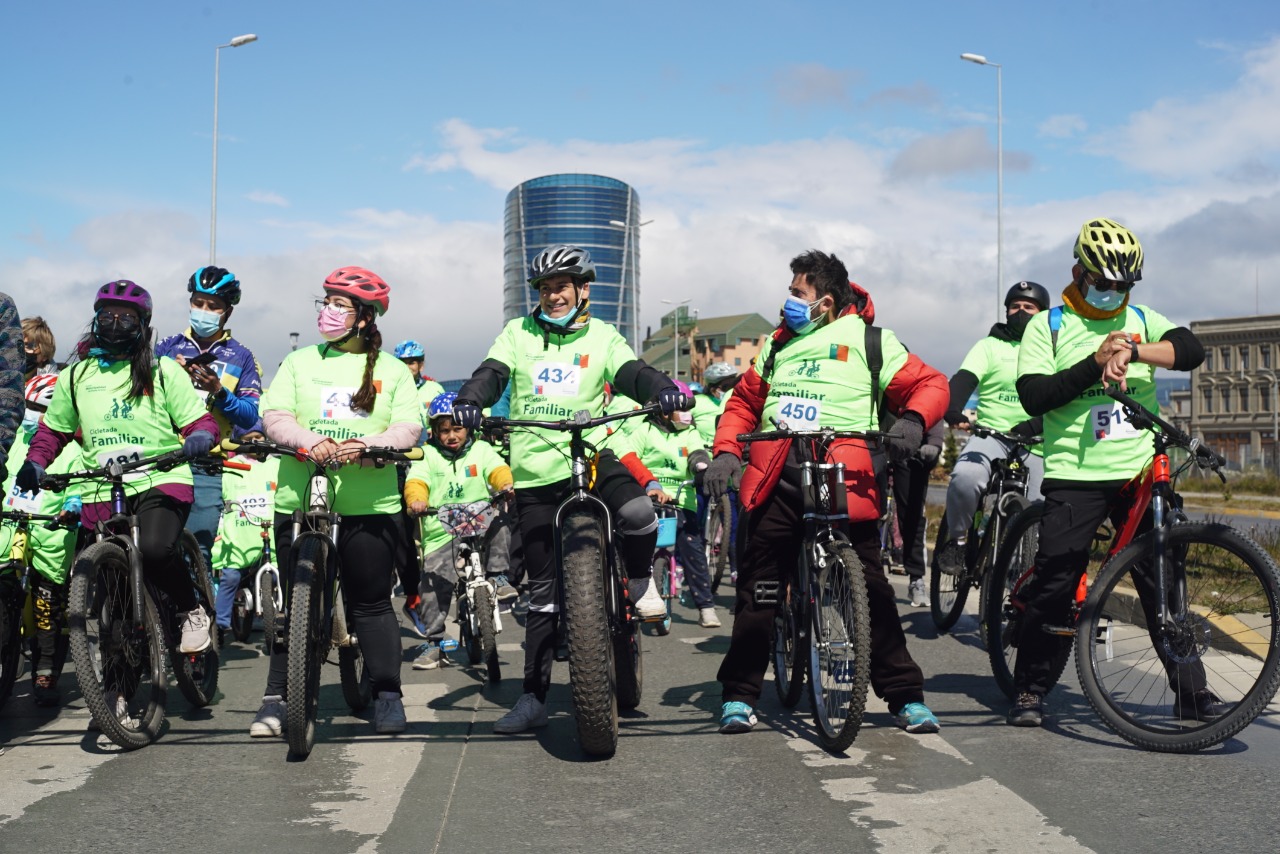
661, 298, 691, 381
1262, 370, 1280, 476
960, 52, 1003, 321
211, 33, 259, 264
609, 218, 654, 352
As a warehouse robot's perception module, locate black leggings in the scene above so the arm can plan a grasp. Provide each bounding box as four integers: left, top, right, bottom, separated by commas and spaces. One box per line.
264, 511, 405, 698
101, 490, 196, 611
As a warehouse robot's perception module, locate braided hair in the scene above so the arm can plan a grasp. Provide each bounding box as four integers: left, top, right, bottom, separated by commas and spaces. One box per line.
350, 306, 383, 414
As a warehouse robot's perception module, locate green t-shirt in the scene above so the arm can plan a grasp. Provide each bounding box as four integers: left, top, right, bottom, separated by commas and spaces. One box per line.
958, 336, 1032, 432
692, 392, 723, 448
758, 315, 907, 432
4, 427, 86, 584
622, 418, 706, 511
416, 378, 446, 424
212, 455, 279, 572
262, 345, 421, 516
408, 440, 507, 553
483, 317, 641, 488
1017, 304, 1174, 481
42, 358, 206, 502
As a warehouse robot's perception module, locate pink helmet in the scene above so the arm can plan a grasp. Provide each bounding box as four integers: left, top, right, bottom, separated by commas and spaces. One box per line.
25, 373, 57, 411
673, 380, 692, 397
323, 266, 390, 316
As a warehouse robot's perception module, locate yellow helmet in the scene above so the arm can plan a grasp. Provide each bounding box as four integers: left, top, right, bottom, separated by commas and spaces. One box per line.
1074, 217, 1143, 283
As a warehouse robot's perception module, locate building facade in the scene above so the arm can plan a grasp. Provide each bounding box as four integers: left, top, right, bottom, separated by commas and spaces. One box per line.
1188, 314, 1280, 472
641, 310, 775, 384
503, 174, 641, 349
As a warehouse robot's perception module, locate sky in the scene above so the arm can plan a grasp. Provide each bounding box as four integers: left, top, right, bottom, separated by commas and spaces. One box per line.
3, 1, 1279, 382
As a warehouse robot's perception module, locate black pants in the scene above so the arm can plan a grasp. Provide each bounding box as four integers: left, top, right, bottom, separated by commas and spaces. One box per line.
718, 471, 925, 712
517, 451, 658, 701
890, 457, 934, 579
1014, 481, 1208, 697
265, 511, 405, 697
118, 490, 197, 611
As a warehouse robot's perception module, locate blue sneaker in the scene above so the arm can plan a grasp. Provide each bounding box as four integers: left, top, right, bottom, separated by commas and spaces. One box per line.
719, 701, 757, 734
401, 601, 428, 639
894, 701, 940, 733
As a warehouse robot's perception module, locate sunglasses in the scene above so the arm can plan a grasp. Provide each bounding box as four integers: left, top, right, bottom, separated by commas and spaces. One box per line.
95, 309, 141, 328
1083, 271, 1135, 294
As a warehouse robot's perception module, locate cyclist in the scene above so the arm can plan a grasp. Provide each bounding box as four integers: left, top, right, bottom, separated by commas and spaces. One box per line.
394, 339, 446, 418
17, 281, 222, 658
1007, 217, 1210, 727
935, 281, 1048, 577
452, 244, 689, 734
156, 266, 263, 632
616, 380, 720, 628
21, 316, 58, 381
0, 292, 22, 481
248, 266, 422, 737
210, 427, 279, 642
693, 361, 740, 448
706, 250, 948, 735
403, 391, 515, 670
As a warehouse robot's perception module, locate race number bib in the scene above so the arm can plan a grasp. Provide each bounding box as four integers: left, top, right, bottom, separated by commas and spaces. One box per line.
777, 396, 822, 431
97, 444, 147, 482
5, 483, 40, 514
1090, 402, 1141, 441
319, 387, 368, 420
532, 362, 580, 397
235, 493, 273, 523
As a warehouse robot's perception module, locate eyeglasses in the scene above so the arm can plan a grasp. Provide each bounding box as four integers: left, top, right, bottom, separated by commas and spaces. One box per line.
1083, 271, 1135, 294
95, 308, 141, 328
314, 299, 356, 314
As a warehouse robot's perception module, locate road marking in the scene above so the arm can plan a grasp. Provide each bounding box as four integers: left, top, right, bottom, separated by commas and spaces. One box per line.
0, 707, 117, 826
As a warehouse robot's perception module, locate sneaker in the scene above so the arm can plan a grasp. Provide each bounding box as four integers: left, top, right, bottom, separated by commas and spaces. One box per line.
628, 577, 666, 619
935, 540, 967, 577
401, 600, 429, 639
908, 577, 928, 608
178, 607, 211, 654
490, 574, 519, 602
719, 701, 757, 733
374, 691, 407, 734
698, 607, 722, 628
32, 674, 61, 708
249, 695, 287, 738
494, 692, 548, 734
411, 641, 452, 671
1175, 690, 1230, 723
1007, 692, 1044, 727
89, 690, 135, 732
894, 701, 941, 733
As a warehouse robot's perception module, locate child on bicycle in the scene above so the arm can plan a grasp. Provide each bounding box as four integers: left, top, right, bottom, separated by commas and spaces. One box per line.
403, 392, 514, 670
248, 267, 422, 738
615, 380, 720, 628
211, 428, 278, 644
19, 283, 221, 661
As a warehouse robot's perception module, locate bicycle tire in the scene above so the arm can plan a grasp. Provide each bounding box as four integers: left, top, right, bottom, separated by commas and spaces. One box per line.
68, 542, 166, 749
560, 510, 618, 757
650, 555, 671, 637
809, 542, 872, 752
773, 586, 806, 708
930, 510, 971, 632
172, 532, 219, 708
335, 597, 371, 712
985, 502, 1045, 701
614, 608, 643, 711
286, 536, 330, 758
231, 586, 254, 643
1076, 522, 1280, 752
707, 496, 732, 594
474, 585, 500, 684
459, 592, 480, 664
259, 566, 279, 658
0, 590, 19, 709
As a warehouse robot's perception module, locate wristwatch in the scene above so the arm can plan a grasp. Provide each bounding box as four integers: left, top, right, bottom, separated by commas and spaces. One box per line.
1129, 338, 1140, 363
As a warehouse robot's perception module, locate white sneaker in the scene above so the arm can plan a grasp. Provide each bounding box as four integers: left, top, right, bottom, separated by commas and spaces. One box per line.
908, 578, 928, 608
88, 690, 135, 731
699, 607, 722, 628
494, 692, 548, 734
628, 577, 666, 619
374, 691, 407, 734
178, 607, 212, 654
249, 695, 287, 738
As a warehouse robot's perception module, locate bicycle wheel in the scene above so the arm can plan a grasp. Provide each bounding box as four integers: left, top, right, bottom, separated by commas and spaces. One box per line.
334, 596, 371, 712
707, 496, 732, 593
649, 554, 671, 636
614, 608, 644, 711
172, 532, 219, 708
930, 511, 971, 632
473, 585, 500, 684
0, 587, 19, 709
459, 590, 480, 664
985, 502, 1044, 701
231, 585, 254, 643
259, 565, 279, 658
773, 583, 806, 708
286, 536, 331, 758
560, 510, 618, 757
809, 543, 872, 752
68, 542, 167, 749
1077, 522, 1280, 752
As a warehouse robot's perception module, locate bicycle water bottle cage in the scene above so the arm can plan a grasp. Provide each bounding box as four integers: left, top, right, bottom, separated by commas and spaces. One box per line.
753, 581, 780, 606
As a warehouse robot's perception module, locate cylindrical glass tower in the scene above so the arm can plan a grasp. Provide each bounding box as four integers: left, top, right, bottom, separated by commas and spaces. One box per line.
503, 174, 641, 350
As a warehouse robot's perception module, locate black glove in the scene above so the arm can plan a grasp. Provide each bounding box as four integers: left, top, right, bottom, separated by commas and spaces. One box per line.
918, 443, 941, 467
885, 416, 923, 464
657, 385, 691, 415
1010, 418, 1042, 440
453, 401, 484, 430
16, 460, 45, 493
182, 431, 216, 459
702, 452, 741, 496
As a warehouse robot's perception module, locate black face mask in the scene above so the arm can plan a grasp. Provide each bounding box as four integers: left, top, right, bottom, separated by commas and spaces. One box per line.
1006, 309, 1035, 339
24, 350, 38, 373
92, 314, 145, 354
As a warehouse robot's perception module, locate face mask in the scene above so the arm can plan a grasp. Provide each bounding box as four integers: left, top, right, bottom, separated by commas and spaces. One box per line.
782, 296, 823, 334
317, 305, 354, 342
1083, 284, 1126, 312
92, 314, 143, 354
1006, 309, 1035, 338
22, 409, 40, 433
538, 308, 575, 328
671, 410, 693, 430
24, 351, 38, 373
189, 308, 223, 339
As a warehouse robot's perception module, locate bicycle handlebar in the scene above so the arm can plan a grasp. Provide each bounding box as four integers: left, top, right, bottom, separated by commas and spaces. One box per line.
737, 427, 884, 444
483, 403, 661, 433
0, 509, 77, 530
219, 437, 424, 466
40, 449, 191, 492
971, 424, 1042, 446
1104, 385, 1227, 470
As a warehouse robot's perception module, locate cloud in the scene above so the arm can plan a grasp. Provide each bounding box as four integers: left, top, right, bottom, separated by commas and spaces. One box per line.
888, 127, 1032, 180
246, 190, 289, 207
1037, 114, 1087, 139
771, 63, 860, 109
863, 82, 939, 110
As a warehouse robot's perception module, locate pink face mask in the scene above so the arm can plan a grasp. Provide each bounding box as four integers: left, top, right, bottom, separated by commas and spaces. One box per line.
317, 305, 353, 342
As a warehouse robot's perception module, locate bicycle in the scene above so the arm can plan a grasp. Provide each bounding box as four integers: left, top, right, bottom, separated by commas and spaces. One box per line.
219, 498, 282, 651
221, 436, 423, 758
435, 496, 508, 683
43, 451, 222, 749
737, 424, 874, 753
650, 501, 679, 636
930, 425, 1040, 633
482, 404, 660, 757
989, 386, 1280, 752
877, 477, 905, 575
703, 489, 734, 593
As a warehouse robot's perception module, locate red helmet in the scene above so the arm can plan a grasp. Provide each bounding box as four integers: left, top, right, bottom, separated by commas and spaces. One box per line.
323, 266, 390, 316
25, 373, 57, 411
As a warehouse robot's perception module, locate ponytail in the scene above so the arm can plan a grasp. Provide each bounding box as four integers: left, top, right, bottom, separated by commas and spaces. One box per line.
351, 315, 382, 414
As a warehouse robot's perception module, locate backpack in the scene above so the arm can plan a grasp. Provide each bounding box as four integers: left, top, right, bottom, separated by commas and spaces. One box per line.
1048, 305, 1147, 355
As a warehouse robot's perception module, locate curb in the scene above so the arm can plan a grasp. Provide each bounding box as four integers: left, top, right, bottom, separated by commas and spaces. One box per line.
1105, 583, 1271, 662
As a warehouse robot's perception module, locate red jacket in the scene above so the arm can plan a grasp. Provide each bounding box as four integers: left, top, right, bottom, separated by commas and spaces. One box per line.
712, 282, 948, 522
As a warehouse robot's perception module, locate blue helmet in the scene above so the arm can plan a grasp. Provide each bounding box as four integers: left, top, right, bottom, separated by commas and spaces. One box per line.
428, 392, 459, 421
188, 266, 241, 306
394, 339, 426, 360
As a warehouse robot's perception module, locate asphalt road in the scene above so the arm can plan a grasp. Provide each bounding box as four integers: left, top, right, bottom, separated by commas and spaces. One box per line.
2, 578, 1279, 854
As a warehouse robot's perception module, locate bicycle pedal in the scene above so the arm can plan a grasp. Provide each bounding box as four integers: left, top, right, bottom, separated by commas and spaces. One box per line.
1041, 624, 1074, 637
753, 581, 779, 606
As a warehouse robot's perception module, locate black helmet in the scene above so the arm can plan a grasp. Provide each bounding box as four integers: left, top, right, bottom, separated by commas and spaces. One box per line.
528, 245, 596, 288
188, 266, 242, 306
1004, 281, 1050, 311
